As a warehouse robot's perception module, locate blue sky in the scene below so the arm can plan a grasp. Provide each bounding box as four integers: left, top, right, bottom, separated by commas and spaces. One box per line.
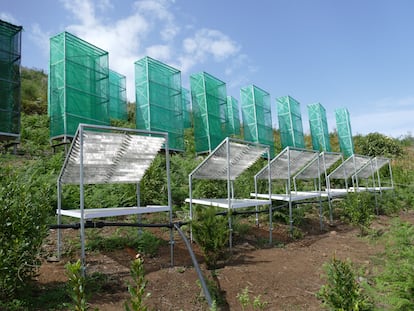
2, 0, 413, 138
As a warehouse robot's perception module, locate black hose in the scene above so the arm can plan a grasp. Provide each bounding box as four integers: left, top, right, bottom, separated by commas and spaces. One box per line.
49, 221, 174, 230
173, 223, 213, 308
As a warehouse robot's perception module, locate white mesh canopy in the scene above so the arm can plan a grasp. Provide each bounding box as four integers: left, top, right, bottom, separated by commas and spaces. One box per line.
59, 127, 165, 184
294, 152, 342, 180
328, 154, 371, 180
255, 147, 319, 180
355, 156, 389, 179
190, 139, 268, 180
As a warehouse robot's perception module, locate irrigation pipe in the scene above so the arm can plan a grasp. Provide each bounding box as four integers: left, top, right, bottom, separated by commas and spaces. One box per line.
49, 221, 213, 308
49, 221, 174, 230
174, 223, 213, 308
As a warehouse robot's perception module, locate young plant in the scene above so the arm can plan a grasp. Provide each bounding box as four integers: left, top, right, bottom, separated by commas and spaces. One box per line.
317, 256, 372, 311
124, 254, 151, 311
191, 207, 229, 269
237, 286, 268, 310
65, 260, 89, 311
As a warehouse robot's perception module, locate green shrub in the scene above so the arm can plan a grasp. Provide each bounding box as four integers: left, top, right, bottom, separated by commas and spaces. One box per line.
0, 171, 49, 300
354, 132, 404, 158
86, 228, 163, 257
373, 221, 414, 310
192, 207, 229, 269
317, 257, 373, 311
339, 192, 375, 235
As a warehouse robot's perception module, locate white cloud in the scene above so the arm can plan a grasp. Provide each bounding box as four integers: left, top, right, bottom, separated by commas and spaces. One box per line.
351, 108, 414, 138
0, 13, 19, 25
55, 0, 245, 101
325, 107, 414, 138
60, 0, 97, 27
134, 0, 179, 41
145, 45, 171, 60
29, 23, 52, 59
182, 28, 240, 63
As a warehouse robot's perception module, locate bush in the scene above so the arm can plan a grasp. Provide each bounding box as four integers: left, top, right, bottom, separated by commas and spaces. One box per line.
354, 132, 404, 158
191, 207, 229, 269
373, 221, 414, 310
339, 192, 375, 235
317, 257, 373, 311
0, 171, 49, 300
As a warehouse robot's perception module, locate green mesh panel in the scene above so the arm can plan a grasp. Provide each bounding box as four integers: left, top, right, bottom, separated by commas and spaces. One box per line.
134, 56, 183, 151
240, 85, 274, 157
190, 72, 228, 154
190, 72, 228, 153
48, 32, 110, 141
335, 108, 354, 158
308, 103, 331, 152
109, 69, 127, 120
226, 96, 240, 136
0, 20, 22, 140
182, 87, 191, 128
276, 95, 305, 149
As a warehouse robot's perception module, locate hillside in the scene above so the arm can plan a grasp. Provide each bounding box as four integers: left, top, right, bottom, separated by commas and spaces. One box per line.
1, 67, 414, 310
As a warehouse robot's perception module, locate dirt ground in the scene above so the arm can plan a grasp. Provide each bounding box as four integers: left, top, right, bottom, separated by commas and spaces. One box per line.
36, 209, 414, 311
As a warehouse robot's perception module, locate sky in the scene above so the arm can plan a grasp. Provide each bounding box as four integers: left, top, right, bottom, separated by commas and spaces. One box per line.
2, 0, 414, 138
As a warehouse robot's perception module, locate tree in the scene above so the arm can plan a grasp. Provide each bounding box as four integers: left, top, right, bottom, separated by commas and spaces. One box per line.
355, 132, 403, 158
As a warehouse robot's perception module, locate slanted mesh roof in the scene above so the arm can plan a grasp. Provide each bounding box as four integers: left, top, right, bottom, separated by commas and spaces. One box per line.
256, 147, 318, 180
295, 152, 342, 180
374, 157, 390, 171
328, 154, 371, 180
59, 127, 165, 184
190, 139, 268, 180
355, 157, 389, 179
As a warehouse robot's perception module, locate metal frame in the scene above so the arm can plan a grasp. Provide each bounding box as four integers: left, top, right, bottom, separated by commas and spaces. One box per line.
56, 124, 173, 274
186, 137, 272, 247
294, 151, 344, 224
352, 156, 394, 192
253, 147, 321, 232
327, 154, 373, 192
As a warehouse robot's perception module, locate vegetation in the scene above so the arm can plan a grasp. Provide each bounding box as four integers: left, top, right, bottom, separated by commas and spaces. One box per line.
372, 221, 414, 310
65, 260, 89, 311
191, 207, 230, 269
86, 227, 163, 257
124, 255, 151, 311
338, 192, 376, 235
317, 257, 373, 311
0, 166, 51, 300
1, 68, 414, 309
237, 286, 268, 310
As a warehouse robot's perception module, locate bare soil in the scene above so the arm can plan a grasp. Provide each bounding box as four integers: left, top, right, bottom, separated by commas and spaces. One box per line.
36, 210, 414, 311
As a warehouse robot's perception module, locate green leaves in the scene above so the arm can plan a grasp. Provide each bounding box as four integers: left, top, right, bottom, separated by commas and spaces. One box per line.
354, 132, 404, 158
317, 257, 373, 311
65, 260, 89, 311
373, 221, 414, 310
0, 173, 49, 300
339, 193, 375, 236
124, 256, 150, 311
191, 207, 229, 270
